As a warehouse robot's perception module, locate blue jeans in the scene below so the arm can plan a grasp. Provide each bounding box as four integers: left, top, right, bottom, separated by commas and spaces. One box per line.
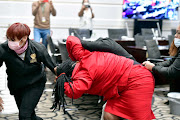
34, 27, 50, 48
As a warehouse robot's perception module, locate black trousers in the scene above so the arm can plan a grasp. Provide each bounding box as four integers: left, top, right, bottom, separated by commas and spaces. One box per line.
14, 81, 45, 120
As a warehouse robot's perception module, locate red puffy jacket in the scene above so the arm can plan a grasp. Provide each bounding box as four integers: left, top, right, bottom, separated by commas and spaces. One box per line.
64, 36, 134, 100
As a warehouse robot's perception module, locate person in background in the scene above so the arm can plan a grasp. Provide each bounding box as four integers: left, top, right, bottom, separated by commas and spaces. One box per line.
55, 36, 155, 120
143, 24, 180, 92
78, 0, 94, 36
0, 97, 3, 112
0, 23, 56, 120
32, 0, 56, 48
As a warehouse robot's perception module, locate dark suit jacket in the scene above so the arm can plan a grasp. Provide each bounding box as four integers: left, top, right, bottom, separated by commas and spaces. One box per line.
0, 39, 55, 94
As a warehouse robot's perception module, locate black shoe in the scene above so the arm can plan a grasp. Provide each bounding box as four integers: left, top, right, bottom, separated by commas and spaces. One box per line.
36, 116, 43, 120
164, 100, 169, 105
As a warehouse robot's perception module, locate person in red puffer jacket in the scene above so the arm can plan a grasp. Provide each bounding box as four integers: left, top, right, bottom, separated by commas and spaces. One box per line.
56, 36, 155, 120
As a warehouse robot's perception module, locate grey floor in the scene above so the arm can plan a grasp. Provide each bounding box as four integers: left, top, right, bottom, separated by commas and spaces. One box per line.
0, 70, 180, 120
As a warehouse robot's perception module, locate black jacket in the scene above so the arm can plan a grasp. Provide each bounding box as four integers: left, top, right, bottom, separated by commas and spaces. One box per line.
152, 48, 180, 79
81, 37, 139, 64
152, 48, 180, 91
0, 39, 55, 94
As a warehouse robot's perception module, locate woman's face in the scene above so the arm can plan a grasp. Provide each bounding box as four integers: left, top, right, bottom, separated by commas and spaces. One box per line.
13, 36, 28, 46
84, 0, 89, 3
174, 25, 180, 39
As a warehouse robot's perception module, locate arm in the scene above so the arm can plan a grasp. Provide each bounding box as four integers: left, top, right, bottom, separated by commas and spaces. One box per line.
32, 1, 40, 16
49, 0, 56, 16
143, 52, 180, 79
78, 6, 85, 17
90, 7, 94, 18
154, 58, 174, 67
41, 45, 56, 74
152, 55, 180, 79
81, 37, 137, 61
0, 97, 3, 112
64, 70, 92, 99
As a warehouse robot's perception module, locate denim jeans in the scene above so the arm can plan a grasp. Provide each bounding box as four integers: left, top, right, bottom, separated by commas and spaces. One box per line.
34, 27, 50, 48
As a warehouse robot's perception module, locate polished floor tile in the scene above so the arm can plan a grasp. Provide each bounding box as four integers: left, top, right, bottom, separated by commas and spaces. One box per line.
0, 71, 180, 120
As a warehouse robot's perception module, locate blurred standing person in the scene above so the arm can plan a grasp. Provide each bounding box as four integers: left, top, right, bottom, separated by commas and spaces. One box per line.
78, 0, 94, 36
32, 0, 56, 48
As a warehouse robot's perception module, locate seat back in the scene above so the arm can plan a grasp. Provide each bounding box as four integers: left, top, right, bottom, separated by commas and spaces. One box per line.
141, 28, 154, 36
69, 28, 76, 35
171, 29, 176, 35
46, 35, 57, 63
134, 35, 145, 47
78, 29, 91, 39
46, 35, 56, 54
69, 28, 80, 39
108, 29, 127, 40
145, 40, 161, 59
58, 41, 70, 62
69, 28, 91, 39
168, 35, 174, 47
144, 35, 154, 41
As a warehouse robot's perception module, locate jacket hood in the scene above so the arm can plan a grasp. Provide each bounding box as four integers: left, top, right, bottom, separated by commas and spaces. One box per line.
66, 36, 91, 61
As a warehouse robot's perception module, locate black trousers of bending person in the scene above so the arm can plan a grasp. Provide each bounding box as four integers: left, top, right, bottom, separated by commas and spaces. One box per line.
14, 81, 45, 120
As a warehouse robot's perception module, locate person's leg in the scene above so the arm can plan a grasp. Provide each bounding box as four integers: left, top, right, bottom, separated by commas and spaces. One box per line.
104, 66, 155, 120
14, 82, 45, 120
14, 92, 32, 120
100, 102, 106, 120
101, 103, 127, 120
41, 29, 50, 48
14, 94, 22, 110
34, 28, 41, 43
104, 112, 127, 120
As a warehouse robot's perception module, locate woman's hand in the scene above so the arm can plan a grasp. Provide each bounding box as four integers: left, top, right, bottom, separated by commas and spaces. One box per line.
82, 5, 86, 10
54, 67, 57, 83
142, 61, 155, 71
0, 97, 4, 112
54, 67, 57, 75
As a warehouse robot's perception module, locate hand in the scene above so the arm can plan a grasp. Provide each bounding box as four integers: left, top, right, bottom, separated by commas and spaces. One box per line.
54, 67, 57, 75
0, 97, 4, 112
49, 0, 53, 6
39, 0, 43, 4
82, 5, 86, 10
142, 61, 155, 71
54, 76, 57, 83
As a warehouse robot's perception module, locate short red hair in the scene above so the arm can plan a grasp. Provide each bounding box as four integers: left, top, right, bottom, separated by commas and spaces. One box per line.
6, 23, 31, 41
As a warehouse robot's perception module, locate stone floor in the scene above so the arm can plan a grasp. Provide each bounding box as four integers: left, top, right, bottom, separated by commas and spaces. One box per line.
0, 70, 180, 120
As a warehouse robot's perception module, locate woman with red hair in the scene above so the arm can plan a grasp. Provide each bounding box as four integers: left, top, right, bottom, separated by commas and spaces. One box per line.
0, 23, 56, 120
